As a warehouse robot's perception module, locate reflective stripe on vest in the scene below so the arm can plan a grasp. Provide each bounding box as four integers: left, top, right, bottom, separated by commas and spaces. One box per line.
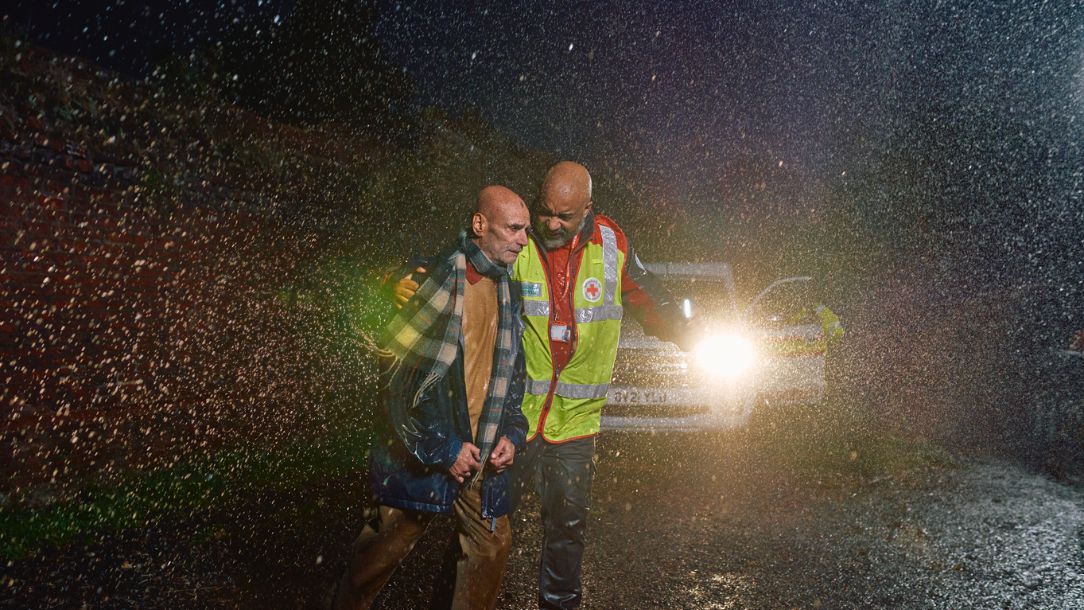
514, 220, 625, 441
525, 378, 611, 399
524, 300, 550, 317
575, 304, 623, 322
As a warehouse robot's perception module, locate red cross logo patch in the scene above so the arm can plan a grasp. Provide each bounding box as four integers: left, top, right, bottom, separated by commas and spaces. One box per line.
582, 278, 602, 303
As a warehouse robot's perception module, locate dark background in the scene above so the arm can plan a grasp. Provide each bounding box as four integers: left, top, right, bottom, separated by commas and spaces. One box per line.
2, 0, 1083, 491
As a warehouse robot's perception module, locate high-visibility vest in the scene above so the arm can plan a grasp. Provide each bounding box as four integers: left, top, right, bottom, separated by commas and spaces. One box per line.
771, 304, 844, 356
815, 305, 845, 342
513, 221, 625, 441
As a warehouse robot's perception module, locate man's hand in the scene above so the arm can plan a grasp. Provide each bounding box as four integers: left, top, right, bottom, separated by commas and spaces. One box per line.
487, 436, 516, 473
676, 316, 706, 352
393, 267, 425, 309
449, 442, 481, 483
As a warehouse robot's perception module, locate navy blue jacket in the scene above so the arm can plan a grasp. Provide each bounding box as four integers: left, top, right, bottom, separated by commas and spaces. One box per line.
369, 257, 528, 518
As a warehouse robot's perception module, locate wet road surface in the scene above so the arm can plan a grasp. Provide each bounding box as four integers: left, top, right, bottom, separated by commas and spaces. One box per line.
375, 430, 1084, 610
5, 425, 1083, 609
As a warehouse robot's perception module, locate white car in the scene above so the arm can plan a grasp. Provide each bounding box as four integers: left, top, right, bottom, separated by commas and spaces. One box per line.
603, 262, 832, 431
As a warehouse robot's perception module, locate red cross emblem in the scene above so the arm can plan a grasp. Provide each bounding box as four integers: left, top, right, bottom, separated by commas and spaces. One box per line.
583, 278, 602, 302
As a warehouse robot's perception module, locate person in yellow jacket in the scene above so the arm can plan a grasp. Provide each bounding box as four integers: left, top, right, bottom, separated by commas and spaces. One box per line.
814, 304, 845, 343
392, 161, 693, 609
773, 303, 844, 356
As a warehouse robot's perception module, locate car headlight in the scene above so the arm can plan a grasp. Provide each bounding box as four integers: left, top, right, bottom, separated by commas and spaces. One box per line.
692, 332, 757, 379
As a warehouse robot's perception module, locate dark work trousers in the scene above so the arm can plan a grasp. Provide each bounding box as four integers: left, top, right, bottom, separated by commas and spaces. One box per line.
510, 435, 596, 610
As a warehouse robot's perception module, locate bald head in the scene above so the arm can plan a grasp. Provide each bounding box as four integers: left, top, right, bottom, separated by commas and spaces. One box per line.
472, 185, 529, 265
541, 161, 592, 203
535, 161, 593, 249
476, 185, 523, 218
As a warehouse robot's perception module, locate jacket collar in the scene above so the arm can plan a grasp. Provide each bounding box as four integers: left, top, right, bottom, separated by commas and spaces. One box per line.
575, 210, 596, 250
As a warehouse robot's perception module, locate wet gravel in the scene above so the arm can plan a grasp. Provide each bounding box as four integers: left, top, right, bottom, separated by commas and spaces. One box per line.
4, 430, 1083, 609
490, 432, 1084, 610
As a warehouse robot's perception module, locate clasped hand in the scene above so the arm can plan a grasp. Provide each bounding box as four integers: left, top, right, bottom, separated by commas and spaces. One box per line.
448, 437, 516, 483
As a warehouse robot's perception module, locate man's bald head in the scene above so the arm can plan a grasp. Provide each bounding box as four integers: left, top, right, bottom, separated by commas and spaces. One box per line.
535, 161, 593, 249
476, 185, 524, 219
541, 161, 592, 203
472, 185, 529, 265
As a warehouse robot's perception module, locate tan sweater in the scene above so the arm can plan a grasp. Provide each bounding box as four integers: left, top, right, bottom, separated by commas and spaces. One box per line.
462, 274, 497, 440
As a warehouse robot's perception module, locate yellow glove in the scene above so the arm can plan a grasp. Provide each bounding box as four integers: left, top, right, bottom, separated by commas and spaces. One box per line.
393, 267, 425, 309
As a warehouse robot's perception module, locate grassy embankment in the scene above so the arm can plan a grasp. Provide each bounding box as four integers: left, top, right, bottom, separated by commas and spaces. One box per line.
0, 422, 375, 559
1, 399, 956, 560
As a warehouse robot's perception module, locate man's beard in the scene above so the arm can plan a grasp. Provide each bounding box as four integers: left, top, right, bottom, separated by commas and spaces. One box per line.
538, 215, 587, 250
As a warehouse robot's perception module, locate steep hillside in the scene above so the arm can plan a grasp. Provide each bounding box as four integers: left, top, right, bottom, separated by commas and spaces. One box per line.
0, 39, 398, 501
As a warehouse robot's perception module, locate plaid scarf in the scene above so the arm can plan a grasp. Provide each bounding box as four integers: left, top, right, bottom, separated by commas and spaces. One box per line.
380, 233, 517, 487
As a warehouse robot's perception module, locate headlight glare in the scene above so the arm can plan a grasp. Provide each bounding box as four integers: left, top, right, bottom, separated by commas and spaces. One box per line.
692, 332, 756, 379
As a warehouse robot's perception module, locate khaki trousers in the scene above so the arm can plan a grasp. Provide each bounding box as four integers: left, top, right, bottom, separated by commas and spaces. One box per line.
332, 483, 512, 610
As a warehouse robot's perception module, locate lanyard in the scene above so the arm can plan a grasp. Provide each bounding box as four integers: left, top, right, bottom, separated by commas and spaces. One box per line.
556, 231, 580, 305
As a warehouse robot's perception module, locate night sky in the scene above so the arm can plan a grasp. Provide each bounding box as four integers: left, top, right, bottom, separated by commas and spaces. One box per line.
7, 1, 1081, 205
371, 1, 1083, 208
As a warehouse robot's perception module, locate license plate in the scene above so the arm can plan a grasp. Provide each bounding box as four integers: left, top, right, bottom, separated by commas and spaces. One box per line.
608, 387, 690, 406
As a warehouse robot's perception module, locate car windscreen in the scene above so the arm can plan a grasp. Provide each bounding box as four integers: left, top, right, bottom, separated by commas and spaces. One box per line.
746, 281, 820, 328
661, 277, 737, 323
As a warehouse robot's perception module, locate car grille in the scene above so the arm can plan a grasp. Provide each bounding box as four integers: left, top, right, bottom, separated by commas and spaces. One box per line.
602, 403, 711, 418
610, 348, 691, 389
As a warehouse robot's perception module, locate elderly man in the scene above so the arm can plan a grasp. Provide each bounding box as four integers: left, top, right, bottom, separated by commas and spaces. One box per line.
333, 185, 530, 610
395, 163, 692, 609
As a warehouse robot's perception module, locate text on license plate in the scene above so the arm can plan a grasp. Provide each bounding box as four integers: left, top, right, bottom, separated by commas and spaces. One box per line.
608, 387, 684, 405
